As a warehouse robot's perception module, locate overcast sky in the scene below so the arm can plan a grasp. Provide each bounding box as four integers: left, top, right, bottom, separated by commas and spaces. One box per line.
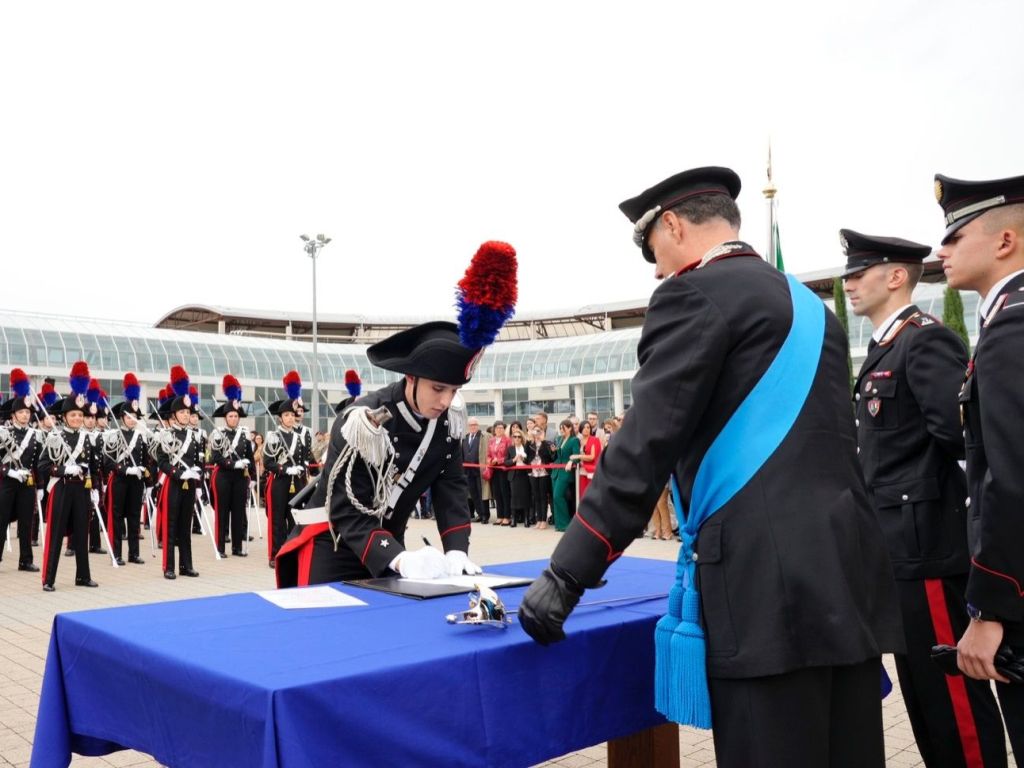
2, 1, 1021, 326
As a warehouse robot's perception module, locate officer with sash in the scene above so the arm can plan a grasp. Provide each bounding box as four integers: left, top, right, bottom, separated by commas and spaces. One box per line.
188, 387, 209, 535
843, 229, 1006, 767
263, 396, 310, 568
105, 374, 150, 566
210, 375, 254, 557
518, 168, 903, 767
275, 241, 516, 588
0, 369, 42, 572
155, 368, 201, 580
937, 172, 1024, 758
39, 362, 101, 591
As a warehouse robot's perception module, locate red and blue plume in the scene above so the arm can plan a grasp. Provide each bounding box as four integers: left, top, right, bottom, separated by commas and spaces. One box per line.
123, 373, 140, 402
158, 387, 172, 406
222, 374, 242, 402
283, 370, 302, 400
189, 385, 199, 406
344, 369, 362, 398
170, 365, 190, 397
456, 240, 518, 349
87, 379, 102, 405
40, 382, 58, 409
99, 388, 111, 409
70, 361, 91, 396
10, 368, 30, 398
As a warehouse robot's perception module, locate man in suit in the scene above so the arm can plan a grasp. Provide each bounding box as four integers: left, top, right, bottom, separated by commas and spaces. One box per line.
937, 172, 1024, 759
519, 166, 903, 767
463, 417, 487, 524
843, 228, 1006, 767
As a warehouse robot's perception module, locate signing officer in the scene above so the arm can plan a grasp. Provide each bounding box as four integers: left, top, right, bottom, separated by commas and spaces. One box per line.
937, 172, 1024, 759
518, 167, 903, 767
843, 229, 1006, 767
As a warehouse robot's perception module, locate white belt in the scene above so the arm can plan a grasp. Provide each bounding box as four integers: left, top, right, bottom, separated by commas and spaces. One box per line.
293, 506, 329, 526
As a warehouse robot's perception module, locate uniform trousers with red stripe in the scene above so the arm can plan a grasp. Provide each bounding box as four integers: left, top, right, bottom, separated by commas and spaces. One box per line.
897, 575, 1008, 767
160, 481, 194, 573
709, 657, 885, 767
0, 478, 36, 565
266, 473, 300, 561
43, 480, 91, 587
213, 467, 249, 555
108, 474, 143, 562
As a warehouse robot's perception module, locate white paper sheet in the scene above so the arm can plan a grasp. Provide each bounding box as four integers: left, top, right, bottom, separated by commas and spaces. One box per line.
256, 585, 368, 609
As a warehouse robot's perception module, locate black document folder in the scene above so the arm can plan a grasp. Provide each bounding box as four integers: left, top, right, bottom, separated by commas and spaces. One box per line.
343, 573, 534, 600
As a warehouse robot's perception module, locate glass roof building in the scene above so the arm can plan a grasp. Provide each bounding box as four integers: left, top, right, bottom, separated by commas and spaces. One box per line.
0, 281, 979, 434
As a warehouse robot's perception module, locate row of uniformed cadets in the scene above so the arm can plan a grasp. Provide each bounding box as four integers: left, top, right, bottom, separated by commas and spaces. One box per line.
0, 361, 321, 589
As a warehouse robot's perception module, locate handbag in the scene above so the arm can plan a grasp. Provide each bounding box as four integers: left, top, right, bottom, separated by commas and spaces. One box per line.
481, 465, 493, 481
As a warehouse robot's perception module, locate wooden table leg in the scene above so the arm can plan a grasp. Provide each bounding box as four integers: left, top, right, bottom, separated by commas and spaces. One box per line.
607, 722, 680, 768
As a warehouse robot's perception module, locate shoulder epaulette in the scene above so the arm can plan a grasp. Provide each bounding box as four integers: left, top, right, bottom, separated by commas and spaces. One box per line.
907, 312, 940, 328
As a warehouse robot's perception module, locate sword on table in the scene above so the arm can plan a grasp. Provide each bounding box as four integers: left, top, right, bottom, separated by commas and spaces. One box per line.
445, 586, 668, 629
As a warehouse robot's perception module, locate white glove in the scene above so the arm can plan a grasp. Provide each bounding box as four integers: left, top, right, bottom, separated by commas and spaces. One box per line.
286, 466, 303, 476
395, 546, 448, 579
36, 489, 44, 503
126, 466, 144, 478
445, 550, 483, 576
180, 468, 200, 481
233, 459, 250, 469
63, 463, 83, 477
90, 490, 99, 507
6, 468, 28, 483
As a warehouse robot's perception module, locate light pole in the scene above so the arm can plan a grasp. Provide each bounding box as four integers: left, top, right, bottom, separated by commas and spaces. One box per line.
300, 233, 331, 431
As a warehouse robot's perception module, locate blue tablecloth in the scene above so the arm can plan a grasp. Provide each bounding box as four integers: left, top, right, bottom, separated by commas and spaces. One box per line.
32, 557, 674, 768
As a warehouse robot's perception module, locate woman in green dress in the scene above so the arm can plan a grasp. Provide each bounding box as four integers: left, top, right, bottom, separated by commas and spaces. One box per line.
551, 420, 580, 531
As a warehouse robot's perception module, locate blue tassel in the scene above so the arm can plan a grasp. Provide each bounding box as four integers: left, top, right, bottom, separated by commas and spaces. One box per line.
654, 584, 683, 712
880, 664, 892, 698
664, 588, 712, 729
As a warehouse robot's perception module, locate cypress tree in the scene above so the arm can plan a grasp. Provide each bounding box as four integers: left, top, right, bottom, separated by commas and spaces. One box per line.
943, 284, 971, 353
832, 277, 854, 389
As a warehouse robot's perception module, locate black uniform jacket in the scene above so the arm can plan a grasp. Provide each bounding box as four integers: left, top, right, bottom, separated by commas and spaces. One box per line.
156, 427, 203, 485
551, 252, 904, 679
211, 428, 255, 472
102, 428, 153, 481
959, 271, 1024, 643
38, 427, 99, 483
305, 380, 471, 578
2, 425, 42, 484
263, 429, 310, 475
855, 306, 970, 581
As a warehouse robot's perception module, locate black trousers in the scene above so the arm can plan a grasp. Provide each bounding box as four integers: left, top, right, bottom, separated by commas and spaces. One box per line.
42, 481, 91, 586
0, 477, 35, 565
213, 467, 249, 554
108, 474, 143, 561
894, 576, 1007, 767
491, 471, 511, 521
709, 658, 885, 768
267, 473, 299, 561
158, 480, 194, 573
465, 469, 485, 522
528, 475, 548, 525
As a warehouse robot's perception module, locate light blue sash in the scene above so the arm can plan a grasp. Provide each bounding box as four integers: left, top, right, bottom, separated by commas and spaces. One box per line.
655, 273, 825, 728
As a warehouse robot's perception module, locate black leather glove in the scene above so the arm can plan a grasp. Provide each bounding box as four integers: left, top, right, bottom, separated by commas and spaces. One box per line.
518, 565, 585, 646
932, 643, 1024, 684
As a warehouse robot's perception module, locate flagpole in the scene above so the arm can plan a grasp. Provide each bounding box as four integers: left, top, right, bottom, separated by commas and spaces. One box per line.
763, 142, 777, 266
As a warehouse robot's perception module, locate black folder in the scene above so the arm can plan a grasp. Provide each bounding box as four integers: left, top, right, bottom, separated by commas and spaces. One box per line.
343, 573, 534, 600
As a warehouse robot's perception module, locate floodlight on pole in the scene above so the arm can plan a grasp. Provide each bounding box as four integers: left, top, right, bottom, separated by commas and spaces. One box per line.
300, 233, 330, 431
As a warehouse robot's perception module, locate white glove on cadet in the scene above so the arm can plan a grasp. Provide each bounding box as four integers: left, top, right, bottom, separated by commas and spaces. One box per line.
286, 466, 303, 476
63, 463, 83, 477
36, 489, 44, 503
233, 459, 250, 469
6, 468, 28, 483
90, 490, 99, 507
180, 468, 200, 481
126, 466, 144, 478
395, 546, 448, 579
445, 550, 483, 576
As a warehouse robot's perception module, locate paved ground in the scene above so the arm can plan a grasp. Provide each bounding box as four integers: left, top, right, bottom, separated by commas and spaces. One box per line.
0, 516, 1014, 767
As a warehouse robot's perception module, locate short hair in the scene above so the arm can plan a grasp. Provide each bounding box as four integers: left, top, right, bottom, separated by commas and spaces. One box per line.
492, 420, 505, 430
669, 193, 741, 230
902, 262, 924, 288
982, 203, 1024, 236
586, 411, 599, 419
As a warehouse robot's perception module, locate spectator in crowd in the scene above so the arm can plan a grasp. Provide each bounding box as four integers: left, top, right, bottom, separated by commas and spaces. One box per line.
551, 419, 580, 531
568, 414, 581, 433
534, 411, 555, 523
506, 425, 531, 527
586, 411, 604, 440
527, 423, 555, 529
488, 421, 512, 526
648, 486, 673, 541
463, 417, 487, 524
573, 421, 602, 498
602, 418, 618, 447
252, 432, 265, 507
311, 430, 330, 464
534, 411, 553, 441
